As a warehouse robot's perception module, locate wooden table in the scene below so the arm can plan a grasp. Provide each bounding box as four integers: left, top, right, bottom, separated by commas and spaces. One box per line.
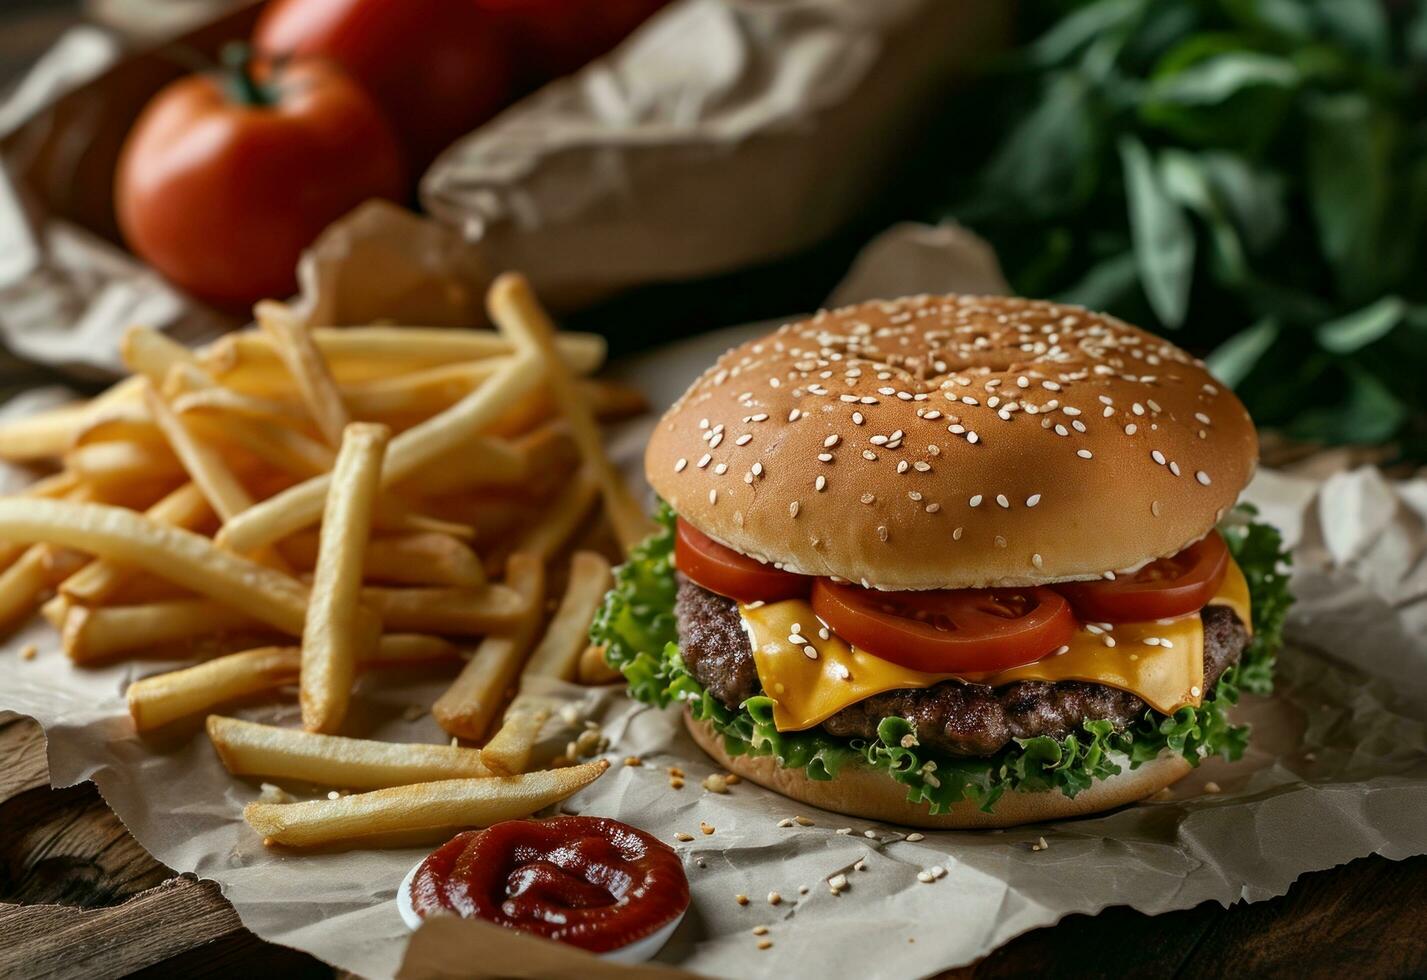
3, 712, 1424, 979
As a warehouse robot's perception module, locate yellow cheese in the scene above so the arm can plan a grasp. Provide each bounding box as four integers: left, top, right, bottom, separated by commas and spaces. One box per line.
740, 557, 1252, 733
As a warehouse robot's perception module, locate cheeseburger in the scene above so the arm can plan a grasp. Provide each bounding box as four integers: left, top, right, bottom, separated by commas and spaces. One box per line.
594, 295, 1290, 828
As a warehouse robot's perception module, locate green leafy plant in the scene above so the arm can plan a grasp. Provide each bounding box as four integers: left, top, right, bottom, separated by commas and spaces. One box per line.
933, 0, 1427, 455
590, 504, 1292, 814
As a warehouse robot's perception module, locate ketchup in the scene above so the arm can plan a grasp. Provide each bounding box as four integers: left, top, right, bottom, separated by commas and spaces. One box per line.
409, 816, 689, 953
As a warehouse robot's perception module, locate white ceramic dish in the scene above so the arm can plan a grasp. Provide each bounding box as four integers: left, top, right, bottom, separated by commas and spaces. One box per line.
397, 857, 684, 964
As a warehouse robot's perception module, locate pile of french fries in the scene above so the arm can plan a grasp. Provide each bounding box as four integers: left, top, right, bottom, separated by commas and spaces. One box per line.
0, 273, 652, 848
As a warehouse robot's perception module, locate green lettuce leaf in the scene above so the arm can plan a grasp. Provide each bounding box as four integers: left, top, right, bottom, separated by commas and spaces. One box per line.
592, 503, 1292, 815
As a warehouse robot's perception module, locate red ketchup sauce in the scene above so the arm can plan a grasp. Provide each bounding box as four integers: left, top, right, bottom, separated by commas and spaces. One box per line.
409, 816, 689, 953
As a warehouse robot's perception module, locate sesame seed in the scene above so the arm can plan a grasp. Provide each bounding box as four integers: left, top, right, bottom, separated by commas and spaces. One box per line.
789, 409, 802, 421
925, 503, 940, 513
714, 463, 728, 475
996, 494, 1010, 509
913, 461, 931, 472
1076, 449, 1093, 459
952, 526, 964, 540
698, 453, 711, 468
818, 453, 834, 462
675, 458, 688, 472
752, 462, 764, 476
824, 434, 840, 448
709, 489, 718, 504
1032, 553, 1043, 568
967, 432, 980, 444
789, 501, 800, 518
863, 450, 878, 461
1125, 423, 1138, 435
969, 494, 983, 507
1151, 500, 1162, 517
1196, 470, 1212, 485
736, 894, 750, 906
1169, 461, 1180, 476
709, 432, 723, 448
852, 411, 864, 425
917, 870, 935, 883
674, 832, 694, 842
877, 525, 889, 542
1026, 493, 1041, 507
1055, 424, 1069, 436
736, 434, 753, 446
897, 460, 909, 473
757, 939, 773, 951
815, 475, 827, 492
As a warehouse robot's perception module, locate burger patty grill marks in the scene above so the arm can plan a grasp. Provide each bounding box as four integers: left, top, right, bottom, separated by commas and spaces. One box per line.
674, 576, 1248, 758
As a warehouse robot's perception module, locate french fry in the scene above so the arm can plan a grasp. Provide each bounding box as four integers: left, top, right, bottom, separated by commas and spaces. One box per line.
0, 403, 91, 461
64, 440, 184, 488
207, 716, 493, 788
127, 636, 461, 730
142, 381, 253, 521
188, 413, 334, 480
121, 325, 200, 384
371, 502, 476, 541
69, 404, 164, 450
0, 547, 58, 632
513, 465, 600, 561
243, 760, 610, 848
0, 472, 83, 570
256, 301, 350, 447
577, 643, 622, 685
128, 646, 299, 730
0, 499, 310, 633
280, 530, 485, 588
340, 360, 507, 419
57, 482, 212, 605
487, 273, 652, 554
204, 326, 606, 389
301, 423, 389, 733
392, 436, 528, 497
433, 554, 544, 741
215, 353, 543, 555
63, 598, 264, 663
522, 551, 614, 681
480, 705, 550, 776
360, 584, 528, 635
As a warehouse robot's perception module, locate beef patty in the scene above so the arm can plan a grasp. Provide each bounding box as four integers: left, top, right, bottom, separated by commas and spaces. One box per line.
674, 576, 1249, 758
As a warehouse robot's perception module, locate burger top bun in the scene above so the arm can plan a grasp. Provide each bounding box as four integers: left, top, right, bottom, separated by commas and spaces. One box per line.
646, 294, 1258, 590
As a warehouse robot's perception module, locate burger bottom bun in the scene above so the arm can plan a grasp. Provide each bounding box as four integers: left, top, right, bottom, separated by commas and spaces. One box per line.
683, 711, 1192, 830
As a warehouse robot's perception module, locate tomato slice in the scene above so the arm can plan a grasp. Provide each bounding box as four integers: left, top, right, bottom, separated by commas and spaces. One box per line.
1054, 531, 1229, 623
810, 580, 1076, 674
674, 518, 810, 603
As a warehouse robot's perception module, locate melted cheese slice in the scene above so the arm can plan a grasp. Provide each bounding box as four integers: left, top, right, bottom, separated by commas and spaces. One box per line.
740, 557, 1252, 733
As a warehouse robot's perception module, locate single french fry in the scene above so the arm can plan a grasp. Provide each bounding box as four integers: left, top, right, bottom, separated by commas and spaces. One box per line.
57, 482, 212, 605
69, 404, 164, 451
487, 273, 652, 554
0, 500, 310, 634
204, 326, 605, 390
433, 553, 544, 741
302, 422, 389, 733
64, 440, 184, 488
141, 381, 253, 521
340, 360, 507, 419
577, 643, 622, 685
360, 584, 528, 635
215, 352, 542, 555
480, 706, 550, 776
280, 530, 485, 588
0, 403, 91, 461
128, 646, 300, 730
367, 633, 461, 665
63, 598, 264, 663
127, 635, 461, 730
514, 465, 600, 561
522, 552, 614, 681
121, 325, 200, 384
0, 547, 56, 632
243, 760, 610, 848
207, 716, 493, 788
256, 301, 351, 447
392, 436, 528, 497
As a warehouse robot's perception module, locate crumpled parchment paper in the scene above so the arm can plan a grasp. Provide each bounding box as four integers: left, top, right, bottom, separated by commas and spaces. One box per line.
1, 223, 1425, 980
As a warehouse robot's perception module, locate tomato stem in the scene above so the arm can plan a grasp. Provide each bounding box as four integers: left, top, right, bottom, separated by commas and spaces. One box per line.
221, 43, 276, 108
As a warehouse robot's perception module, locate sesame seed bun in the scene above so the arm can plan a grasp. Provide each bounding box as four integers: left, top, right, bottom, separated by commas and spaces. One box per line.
684, 711, 1191, 829
646, 295, 1257, 590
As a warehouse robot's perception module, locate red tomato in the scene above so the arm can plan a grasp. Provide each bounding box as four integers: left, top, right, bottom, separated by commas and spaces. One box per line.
255, 0, 513, 167
115, 50, 404, 309
811, 580, 1076, 674
1054, 532, 1230, 623
674, 518, 810, 603
473, 0, 670, 81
